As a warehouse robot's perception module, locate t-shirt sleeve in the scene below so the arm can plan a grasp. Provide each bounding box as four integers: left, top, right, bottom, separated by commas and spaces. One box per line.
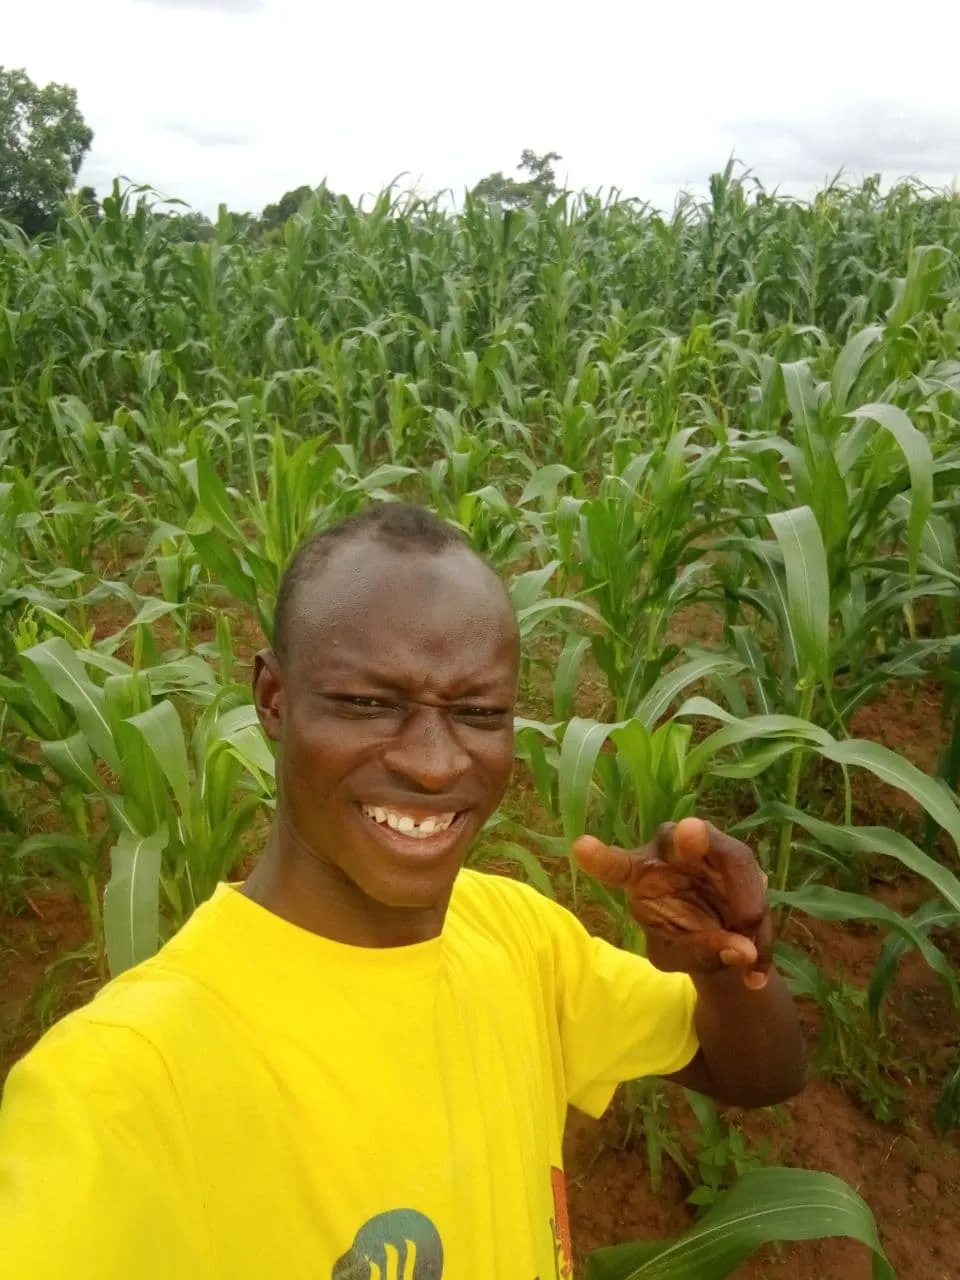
514, 883, 700, 1118
0, 1013, 210, 1279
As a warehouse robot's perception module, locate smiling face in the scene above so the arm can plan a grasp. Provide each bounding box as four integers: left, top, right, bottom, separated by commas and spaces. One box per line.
254, 536, 520, 919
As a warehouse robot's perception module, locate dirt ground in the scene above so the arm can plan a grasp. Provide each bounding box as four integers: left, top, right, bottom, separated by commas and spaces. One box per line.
2, 629, 960, 1277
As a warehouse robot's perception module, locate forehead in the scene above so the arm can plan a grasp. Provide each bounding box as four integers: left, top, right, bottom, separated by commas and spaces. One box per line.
284, 542, 519, 693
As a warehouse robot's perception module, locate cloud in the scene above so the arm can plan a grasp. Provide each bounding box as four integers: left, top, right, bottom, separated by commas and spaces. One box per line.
652, 103, 960, 192
158, 120, 252, 148
132, 0, 264, 13
739, 103, 960, 183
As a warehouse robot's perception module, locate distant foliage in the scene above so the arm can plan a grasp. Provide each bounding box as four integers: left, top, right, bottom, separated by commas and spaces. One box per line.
0, 66, 93, 236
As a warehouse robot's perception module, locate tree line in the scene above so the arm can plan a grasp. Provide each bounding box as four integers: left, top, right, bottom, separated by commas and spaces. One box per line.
0, 66, 562, 241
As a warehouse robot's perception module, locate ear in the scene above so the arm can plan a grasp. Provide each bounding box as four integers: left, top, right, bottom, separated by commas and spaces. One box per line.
253, 649, 283, 742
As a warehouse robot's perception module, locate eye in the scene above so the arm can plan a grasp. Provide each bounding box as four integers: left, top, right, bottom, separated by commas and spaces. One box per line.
456, 706, 510, 727
331, 695, 399, 716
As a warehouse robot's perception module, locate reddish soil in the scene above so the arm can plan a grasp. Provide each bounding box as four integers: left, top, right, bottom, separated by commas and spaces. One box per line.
0, 882, 97, 1071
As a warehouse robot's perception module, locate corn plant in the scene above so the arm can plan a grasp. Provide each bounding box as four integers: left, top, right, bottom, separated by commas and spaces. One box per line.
586, 1166, 893, 1280
0, 636, 272, 976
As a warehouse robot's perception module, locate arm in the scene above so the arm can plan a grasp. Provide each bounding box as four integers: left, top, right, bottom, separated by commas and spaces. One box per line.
574, 817, 807, 1110
666, 966, 806, 1106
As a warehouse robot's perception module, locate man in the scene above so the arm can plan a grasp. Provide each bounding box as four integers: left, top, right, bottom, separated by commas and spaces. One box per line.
0, 503, 805, 1279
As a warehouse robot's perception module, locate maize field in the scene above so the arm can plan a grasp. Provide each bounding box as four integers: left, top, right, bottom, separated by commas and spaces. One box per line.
4, 165, 960, 1275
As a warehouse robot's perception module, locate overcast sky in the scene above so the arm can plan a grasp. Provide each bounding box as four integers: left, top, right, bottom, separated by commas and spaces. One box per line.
8, 0, 960, 217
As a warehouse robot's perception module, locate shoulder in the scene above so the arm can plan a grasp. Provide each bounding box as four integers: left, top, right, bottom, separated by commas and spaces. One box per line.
4, 965, 194, 1105
5, 900, 229, 1103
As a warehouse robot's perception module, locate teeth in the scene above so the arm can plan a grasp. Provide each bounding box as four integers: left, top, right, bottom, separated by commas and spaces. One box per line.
362, 806, 457, 838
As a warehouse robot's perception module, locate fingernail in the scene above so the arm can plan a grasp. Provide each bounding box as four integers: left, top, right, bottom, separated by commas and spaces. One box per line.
720, 949, 741, 966
744, 971, 769, 990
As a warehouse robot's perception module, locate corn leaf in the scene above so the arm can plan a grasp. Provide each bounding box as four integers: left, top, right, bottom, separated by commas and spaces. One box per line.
772, 884, 960, 1014
634, 655, 744, 730
41, 732, 104, 793
103, 825, 168, 976
818, 738, 960, 852
20, 638, 119, 771
767, 506, 830, 684
742, 803, 960, 914
847, 402, 933, 577
558, 717, 619, 843
870, 899, 960, 1016
831, 324, 883, 412
122, 700, 193, 838
586, 1167, 893, 1280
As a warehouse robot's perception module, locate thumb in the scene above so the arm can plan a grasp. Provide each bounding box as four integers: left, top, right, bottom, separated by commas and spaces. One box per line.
572, 835, 641, 887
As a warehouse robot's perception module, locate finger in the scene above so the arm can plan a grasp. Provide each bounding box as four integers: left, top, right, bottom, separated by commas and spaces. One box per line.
672, 816, 710, 863
690, 822, 768, 933
573, 835, 648, 888
743, 911, 774, 990
699, 928, 759, 969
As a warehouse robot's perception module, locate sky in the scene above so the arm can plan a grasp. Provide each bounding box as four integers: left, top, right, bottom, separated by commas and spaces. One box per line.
8, 0, 960, 218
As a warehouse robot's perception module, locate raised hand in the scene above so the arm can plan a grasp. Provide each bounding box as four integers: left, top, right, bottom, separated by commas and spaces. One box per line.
573, 817, 772, 989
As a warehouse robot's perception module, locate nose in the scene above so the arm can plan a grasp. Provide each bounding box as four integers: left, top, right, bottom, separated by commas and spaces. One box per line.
381, 706, 471, 794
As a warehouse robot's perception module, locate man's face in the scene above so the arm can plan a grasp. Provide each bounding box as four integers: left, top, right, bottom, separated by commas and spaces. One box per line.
254, 539, 520, 912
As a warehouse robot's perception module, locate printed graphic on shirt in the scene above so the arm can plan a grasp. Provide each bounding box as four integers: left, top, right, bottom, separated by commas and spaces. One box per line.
550, 1166, 574, 1279
331, 1208, 443, 1279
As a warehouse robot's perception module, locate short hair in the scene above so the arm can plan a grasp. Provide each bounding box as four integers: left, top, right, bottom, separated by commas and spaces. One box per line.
272, 502, 472, 659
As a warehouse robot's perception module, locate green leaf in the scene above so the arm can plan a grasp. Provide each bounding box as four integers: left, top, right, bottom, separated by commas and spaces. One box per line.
558, 717, 619, 843
819, 738, 960, 852
871, 899, 960, 1018
182, 450, 245, 542
847, 402, 934, 578
586, 1167, 893, 1280
41, 733, 104, 793
553, 633, 590, 721
831, 324, 883, 412
122, 700, 193, 838
772, 884, 960, 1016
781, 360, 819, 439
477, 842, 557, 898
103, 825, 168, 976
518, 463, 575, 506
508, 560, 559, 611
20, 638, 119, 771
742, 804, 960, 915
207, 703, 276, 783
355, 464, 418, 491
515, 596, 604, 637
680, 697, 833, 778
190, 529, 260, 612
634, 655, 744, 730
767, 506, 830, 684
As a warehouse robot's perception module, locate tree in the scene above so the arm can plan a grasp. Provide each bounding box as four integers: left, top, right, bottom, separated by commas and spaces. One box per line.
0, 66, 93, 235
471, 149, 562, 208
260, 184, 316, 231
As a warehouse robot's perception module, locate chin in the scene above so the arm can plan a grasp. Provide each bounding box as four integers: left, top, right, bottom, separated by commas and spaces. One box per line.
354, 861, 461, 913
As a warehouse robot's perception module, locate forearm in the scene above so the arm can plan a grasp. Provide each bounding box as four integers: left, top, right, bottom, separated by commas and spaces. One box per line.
669, 967, 806, 1107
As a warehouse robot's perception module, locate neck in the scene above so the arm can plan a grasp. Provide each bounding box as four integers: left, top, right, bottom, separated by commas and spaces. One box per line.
241, 815, 452, 948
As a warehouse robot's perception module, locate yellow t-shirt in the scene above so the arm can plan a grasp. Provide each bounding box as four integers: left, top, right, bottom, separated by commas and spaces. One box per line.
0, 869, 698, 1279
